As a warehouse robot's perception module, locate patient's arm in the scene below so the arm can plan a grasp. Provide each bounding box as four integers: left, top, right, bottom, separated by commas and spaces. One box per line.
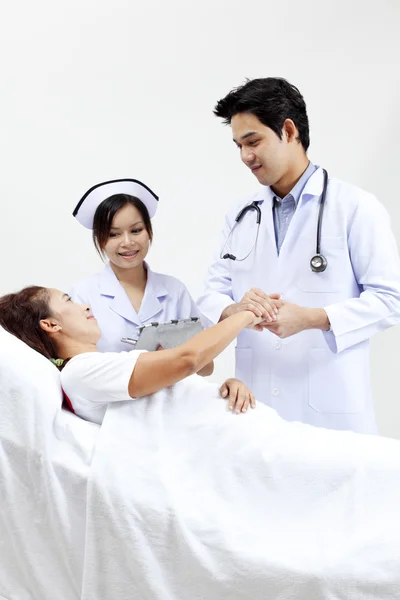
128, 311, 258, 398
197, 361, 214, 377
156, 346, 214, 377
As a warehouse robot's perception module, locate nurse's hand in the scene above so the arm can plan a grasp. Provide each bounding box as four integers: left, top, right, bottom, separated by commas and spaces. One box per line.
220, 378, 256, 414
220, 288, 282, 329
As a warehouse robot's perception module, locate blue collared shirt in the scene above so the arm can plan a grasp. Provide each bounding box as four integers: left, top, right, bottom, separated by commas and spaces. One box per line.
273, 162, 317, 253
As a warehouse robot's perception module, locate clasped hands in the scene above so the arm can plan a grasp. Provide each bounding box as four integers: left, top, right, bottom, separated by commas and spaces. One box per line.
221, 288, 330, 338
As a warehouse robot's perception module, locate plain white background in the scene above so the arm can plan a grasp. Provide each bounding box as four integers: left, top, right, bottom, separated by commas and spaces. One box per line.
1, 0, 399, 436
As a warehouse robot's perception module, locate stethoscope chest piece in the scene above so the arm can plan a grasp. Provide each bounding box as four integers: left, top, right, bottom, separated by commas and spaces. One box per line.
310, 253, 327, 273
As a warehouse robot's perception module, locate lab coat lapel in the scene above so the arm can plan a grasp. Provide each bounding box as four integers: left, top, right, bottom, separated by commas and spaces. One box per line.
138, 267, 168, 322
99, 263, 140, 325
258, 186, 278, 255
277, 167, 326, 257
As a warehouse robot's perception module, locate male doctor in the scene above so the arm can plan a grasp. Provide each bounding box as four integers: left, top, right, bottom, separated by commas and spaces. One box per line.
197, 77, 400, 433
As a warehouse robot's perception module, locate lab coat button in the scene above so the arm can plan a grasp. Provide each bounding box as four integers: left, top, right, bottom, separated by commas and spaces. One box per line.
272, 388, 280, 396
275, 341, 282, 350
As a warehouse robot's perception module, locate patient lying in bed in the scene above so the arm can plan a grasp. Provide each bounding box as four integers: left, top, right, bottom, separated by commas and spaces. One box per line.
0, 285, 257, 422
1, 285, 400, 600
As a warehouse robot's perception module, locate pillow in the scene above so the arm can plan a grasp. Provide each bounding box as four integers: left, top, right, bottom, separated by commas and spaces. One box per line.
0, 326, 63, 448
0, 329, 98, 600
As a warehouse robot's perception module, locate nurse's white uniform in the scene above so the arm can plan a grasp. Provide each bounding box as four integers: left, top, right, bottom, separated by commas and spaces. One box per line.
71, 263, 200, 353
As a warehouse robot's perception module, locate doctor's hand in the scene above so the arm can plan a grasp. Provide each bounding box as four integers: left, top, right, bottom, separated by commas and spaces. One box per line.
262, 302, 330, 338
220, 378, 256, 414
220, 288, 282, 331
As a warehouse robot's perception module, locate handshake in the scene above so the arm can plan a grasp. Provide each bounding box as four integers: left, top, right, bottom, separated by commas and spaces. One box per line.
220, 288, 330, 339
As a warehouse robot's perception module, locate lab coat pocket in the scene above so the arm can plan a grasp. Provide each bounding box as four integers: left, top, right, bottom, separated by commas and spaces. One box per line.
308, 347, 366, 414
296, 236, 345, 293
234, 347, 253, 390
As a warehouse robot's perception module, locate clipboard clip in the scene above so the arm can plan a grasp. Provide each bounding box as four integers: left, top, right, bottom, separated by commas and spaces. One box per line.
121, 337, 139, 346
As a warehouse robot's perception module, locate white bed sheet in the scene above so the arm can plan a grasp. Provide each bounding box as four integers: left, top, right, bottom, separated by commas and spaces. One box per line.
1, 327, 400, 600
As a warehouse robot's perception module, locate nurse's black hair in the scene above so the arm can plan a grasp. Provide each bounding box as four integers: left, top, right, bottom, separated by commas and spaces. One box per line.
92, 194, 153, 257
214, 77, 310, 151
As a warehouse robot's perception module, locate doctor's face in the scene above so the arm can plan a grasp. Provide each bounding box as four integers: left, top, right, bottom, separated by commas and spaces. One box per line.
231, 113, 291, 187
103, 203, 151, 270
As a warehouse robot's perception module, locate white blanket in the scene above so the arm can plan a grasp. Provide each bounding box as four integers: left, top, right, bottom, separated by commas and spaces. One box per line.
82, 375, 400, 600
2, 325, 400, 599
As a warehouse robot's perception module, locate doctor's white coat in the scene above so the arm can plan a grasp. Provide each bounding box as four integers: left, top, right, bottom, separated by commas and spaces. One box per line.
197, 168, 400, 433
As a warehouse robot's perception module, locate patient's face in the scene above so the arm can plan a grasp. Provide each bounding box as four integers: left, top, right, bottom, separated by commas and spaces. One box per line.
47, 289, 101, 343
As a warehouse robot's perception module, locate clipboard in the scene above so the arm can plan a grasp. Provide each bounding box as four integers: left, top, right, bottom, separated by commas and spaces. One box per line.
121, 317, 203, 351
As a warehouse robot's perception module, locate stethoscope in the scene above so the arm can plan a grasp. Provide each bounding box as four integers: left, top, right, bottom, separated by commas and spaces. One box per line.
220, 169, 329, 273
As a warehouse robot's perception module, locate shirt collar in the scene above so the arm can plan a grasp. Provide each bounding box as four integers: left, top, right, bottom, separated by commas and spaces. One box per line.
254, 164, 325, 207
274, 161, 317, 205
99, 261, 168, 299
144, 263, 169, 299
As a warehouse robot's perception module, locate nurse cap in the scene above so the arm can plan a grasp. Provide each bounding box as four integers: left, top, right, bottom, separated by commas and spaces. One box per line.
73, 178, 159, 229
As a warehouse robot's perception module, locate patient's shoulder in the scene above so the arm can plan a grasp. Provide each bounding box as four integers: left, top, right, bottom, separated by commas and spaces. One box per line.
63, 350, 143, 377
61, 350, 146, 411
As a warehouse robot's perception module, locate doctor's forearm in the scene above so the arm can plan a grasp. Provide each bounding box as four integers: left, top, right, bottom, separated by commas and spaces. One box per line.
305, 308, 330, 331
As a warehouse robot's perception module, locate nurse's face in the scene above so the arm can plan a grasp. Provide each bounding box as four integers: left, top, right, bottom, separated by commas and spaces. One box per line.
231, 112, 292, 187
103, 203, 151, 270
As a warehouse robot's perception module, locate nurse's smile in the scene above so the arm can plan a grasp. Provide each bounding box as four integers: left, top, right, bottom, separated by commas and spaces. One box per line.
119, 250, 139, 259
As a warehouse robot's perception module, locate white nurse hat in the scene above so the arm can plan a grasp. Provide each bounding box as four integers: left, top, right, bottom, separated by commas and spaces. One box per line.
73, 178, 159, 229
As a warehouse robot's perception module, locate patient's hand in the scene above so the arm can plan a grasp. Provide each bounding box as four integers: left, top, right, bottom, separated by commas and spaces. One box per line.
220, 378, 256, 414
220, 289, 282, 331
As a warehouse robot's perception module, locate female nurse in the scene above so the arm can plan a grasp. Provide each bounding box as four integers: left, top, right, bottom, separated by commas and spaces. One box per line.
70, 179, 218, 373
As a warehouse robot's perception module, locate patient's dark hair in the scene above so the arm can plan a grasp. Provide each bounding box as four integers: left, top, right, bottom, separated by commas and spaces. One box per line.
93, 194, 153, 257
214, 77, 310, 151
0, 286, 58, 360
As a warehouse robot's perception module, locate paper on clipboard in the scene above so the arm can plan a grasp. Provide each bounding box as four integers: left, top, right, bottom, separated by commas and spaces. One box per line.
121, 318, 203, 351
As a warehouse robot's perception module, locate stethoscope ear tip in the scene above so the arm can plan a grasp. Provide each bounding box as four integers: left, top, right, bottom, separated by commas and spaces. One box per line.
222, 253, 236, 261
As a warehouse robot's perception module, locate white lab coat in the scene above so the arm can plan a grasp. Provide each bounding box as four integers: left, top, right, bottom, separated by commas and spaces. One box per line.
197, 167, 400, 433
71, 263, 200, 352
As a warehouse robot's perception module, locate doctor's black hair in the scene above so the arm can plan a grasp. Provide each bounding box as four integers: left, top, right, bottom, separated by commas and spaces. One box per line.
92, 194, 153, 257
214, 77, 310, 151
